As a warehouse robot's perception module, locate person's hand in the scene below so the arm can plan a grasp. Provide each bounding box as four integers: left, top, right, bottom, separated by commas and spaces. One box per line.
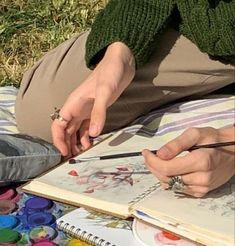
51, 42, 135, 157
142, 127, 235, 197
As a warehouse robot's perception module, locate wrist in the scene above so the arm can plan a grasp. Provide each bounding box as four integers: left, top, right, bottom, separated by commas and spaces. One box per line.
106, 42, 136, 69
218, 126, 235, 152
218, 126, 235, 140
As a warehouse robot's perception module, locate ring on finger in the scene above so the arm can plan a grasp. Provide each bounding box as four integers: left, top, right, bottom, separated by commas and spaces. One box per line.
168, 175, 186, 193
50, 108, 69, 123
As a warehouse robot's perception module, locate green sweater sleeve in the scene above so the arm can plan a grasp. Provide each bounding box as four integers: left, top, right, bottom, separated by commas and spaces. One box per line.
85, 0, 175, 69
177, 0, 235, 57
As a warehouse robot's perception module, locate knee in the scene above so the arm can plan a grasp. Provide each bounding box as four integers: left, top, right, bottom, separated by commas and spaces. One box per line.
15, 74, 54, 143
15, 95, 53, 143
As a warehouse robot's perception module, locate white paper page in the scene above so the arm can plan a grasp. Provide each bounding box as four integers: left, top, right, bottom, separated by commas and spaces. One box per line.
57, 208, 141, 246
34, 155, 158, 217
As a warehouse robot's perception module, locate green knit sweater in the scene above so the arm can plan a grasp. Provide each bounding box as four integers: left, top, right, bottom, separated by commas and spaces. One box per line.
85, 0, 235, 69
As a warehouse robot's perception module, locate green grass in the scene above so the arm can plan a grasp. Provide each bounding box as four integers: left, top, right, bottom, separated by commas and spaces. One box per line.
0, 0, 107, 87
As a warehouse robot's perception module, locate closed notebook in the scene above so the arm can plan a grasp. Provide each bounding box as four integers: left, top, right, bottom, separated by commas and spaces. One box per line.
56, 207, 141, 246
22, 131, 235, 246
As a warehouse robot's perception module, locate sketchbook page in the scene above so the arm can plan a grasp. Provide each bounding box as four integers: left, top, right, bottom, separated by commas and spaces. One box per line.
77, 130, 168, 159
132, 218, 198, 246
23, 155, 159, 218
132, 177, 235, 246
23, 131, 162, 217
57, 208, 141, 246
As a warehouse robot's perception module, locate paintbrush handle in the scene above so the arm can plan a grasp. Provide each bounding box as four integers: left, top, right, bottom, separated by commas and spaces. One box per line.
70, 141, 235, 163
188, 141, 235, 151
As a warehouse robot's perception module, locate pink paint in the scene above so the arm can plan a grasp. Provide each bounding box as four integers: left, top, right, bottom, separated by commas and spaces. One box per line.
0, 188, 15, 200
162, 231, 180, 240
154, 231, 195, 246
32, 241, 56, 246
10, 193, 21, 203
68, 170, 79, 176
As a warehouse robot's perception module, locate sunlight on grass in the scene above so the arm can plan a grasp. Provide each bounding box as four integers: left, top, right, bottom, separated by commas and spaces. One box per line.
0, 0, 107, 87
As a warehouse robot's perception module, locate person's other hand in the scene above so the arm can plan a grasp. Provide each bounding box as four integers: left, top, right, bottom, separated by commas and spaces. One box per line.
142, 127, 235, 197
51, 42, 135, 157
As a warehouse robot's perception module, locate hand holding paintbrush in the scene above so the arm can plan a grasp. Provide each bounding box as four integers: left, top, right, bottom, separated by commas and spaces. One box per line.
142, 127, 235, 198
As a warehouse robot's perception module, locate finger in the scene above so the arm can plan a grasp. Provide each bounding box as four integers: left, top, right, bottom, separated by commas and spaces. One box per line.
160, 181, 210, 197
159, 171, 212, 188
142, 149, 206, 176
79, 120, 92, 150
145, 161, 169, 183
157, 128, 202, 160
65, 118, 82, 157
51, 107, 73, 156
66, 118, 82, 136
180, 171, 213, 187
180, 185, 210, 198
70, 132, 81, 156
65, 128, 74, 158
160, 182, 170, 190
89, 88, 108, 137
147, 168, 212, 192
51, 120, 69, 156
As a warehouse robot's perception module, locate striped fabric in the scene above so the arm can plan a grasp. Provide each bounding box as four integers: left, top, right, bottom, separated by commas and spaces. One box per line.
0, 86, 18, 134
0, 86, 234, 140
126, 95, 235, 142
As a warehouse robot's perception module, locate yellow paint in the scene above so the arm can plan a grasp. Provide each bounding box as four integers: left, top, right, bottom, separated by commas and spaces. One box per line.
67, 239, 91, 246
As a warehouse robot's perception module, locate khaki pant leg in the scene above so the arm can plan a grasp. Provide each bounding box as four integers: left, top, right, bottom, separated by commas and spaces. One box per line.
15, 29, 235, 142
104, 28, 234, 132
16, 32, 92, 141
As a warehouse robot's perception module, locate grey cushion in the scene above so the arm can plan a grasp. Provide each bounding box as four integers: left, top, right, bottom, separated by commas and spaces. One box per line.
0, 133, 61, 186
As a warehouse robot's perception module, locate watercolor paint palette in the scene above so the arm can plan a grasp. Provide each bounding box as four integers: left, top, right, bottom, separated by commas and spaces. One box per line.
0, 186, 83, 246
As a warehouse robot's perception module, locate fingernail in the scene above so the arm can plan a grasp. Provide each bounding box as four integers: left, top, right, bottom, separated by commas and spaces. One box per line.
142, 149, 148, 158
158, 146, 171, 158
89, 124, 99, 136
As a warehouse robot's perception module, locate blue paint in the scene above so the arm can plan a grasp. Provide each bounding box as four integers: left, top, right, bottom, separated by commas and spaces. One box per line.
136, 210, 150, 218
0, 215, 19, 229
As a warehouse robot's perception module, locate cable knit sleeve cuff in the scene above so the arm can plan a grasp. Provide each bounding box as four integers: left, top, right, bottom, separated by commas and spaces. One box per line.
85, 0, 175, 69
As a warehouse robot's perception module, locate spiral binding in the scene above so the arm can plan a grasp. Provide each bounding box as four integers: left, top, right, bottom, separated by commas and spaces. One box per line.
128, 182, 161, 207
57, 220, 115, 246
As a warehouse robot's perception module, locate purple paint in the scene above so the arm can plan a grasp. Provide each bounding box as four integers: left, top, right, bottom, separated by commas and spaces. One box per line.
25, 197, 53, 212
27, 212, 55, 227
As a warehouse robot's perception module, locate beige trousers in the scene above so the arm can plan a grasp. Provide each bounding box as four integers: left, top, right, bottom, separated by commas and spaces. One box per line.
15, 29, 235, 143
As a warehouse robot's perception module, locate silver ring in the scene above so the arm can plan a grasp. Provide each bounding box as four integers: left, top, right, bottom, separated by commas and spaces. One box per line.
168, 176, 185, 192
50, 108, 68, 123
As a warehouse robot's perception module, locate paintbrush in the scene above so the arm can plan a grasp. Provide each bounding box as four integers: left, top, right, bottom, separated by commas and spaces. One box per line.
69, 140, 235, 164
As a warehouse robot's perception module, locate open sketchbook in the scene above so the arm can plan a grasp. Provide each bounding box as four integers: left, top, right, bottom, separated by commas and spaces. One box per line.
22, 131, 235, 246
